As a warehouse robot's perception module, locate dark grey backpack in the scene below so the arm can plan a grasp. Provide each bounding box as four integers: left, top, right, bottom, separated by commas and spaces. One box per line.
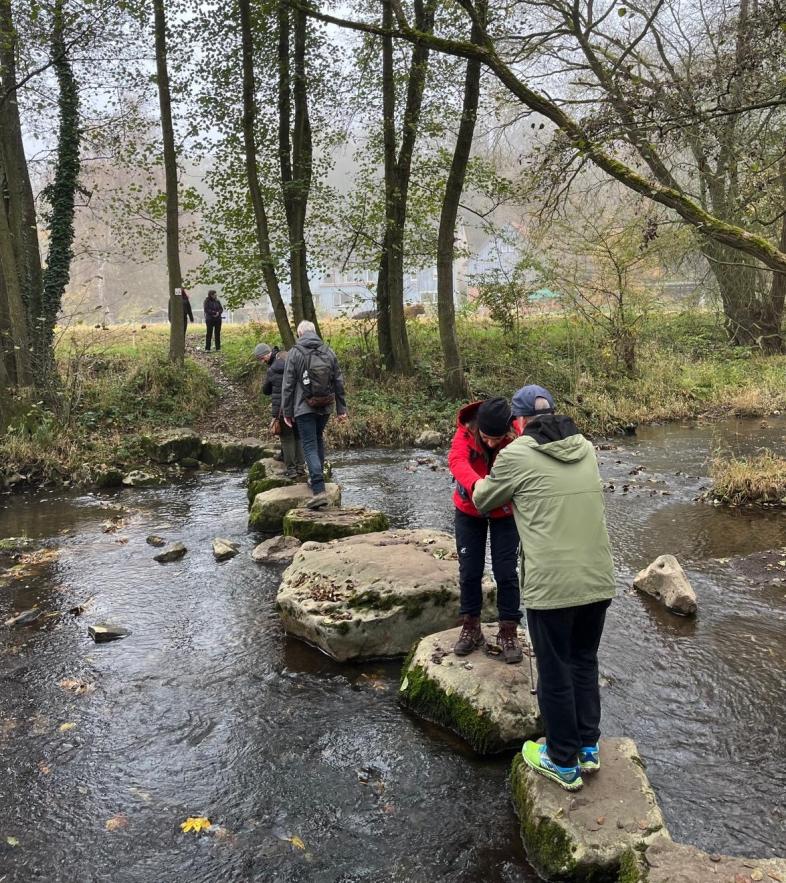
299, 344, 336, 408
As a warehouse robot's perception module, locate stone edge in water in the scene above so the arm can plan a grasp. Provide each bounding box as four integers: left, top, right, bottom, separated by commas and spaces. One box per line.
281, 509, 390, 543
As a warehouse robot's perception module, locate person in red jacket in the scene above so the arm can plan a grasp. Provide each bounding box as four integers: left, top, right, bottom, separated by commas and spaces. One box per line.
447, 396, 523, 663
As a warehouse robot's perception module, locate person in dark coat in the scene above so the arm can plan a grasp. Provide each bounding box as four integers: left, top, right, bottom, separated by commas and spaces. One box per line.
203, 290, 223, 351
168, 288, 194, 338
255, 343, 305, 480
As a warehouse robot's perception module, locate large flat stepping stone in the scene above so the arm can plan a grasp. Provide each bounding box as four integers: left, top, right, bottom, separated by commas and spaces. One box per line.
511, 737, 669, 882
238, 438, 277, 464
633, 840, 786, 883
141, 427, 202, 464
251, 535, 302, 564
283, 506, 389, 542
248, 483, 341, 532
399, 625, 541, 754
276, 529, 496, 661
247, 458, 293, 504
200, 434, 248, 467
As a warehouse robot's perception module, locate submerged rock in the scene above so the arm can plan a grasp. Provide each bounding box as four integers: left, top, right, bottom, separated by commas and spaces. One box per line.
628, 840, 786, 883
199, 434, 247, 468
248, 483, 341, 533
276, 529, 496, 661
414, 430, 442, 449
212, 538, 240, 561
5, 608, 42, 627
142, 427, 203, 464
283, 506, 389, 542
153, 542, 187, 563
146, 535, 167, 547
94, 466, 125, 488
0, 537, 38, 557
89, 623, 131, 643
251, 535, 302, 565
122, 469, 164, 488
399, 625, 541, 754
510, 737, 669, 882
633, 555, 697, 616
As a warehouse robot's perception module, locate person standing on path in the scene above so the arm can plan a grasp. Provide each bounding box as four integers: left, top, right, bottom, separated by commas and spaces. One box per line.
473, 385, 616, 792
447, 397, 524, 663
281, 321, 347, 509
254, 342, 306, 480
203, 290, 223, 351
168, 288, 194, 338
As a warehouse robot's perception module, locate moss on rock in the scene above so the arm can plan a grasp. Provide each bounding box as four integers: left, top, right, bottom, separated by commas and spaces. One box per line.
282, 507, 389, 542
247, 476, 294, 505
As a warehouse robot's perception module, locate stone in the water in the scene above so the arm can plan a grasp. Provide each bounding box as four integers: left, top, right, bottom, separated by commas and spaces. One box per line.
146, 535, 167, 547
5, 608, 42, 627
276, 529, 496, 661
89, 623, 131, 643
414, 429, 442, 449
199, 434, 247, 467
511, 737, 669, 882
239, 438, 276, 465
153, 542, 187, 563
212, 538, 240, 561
399, 625, 541, 754
248, 483, 341, 532
122, 470, 164, 488
633, 555, 697, 615
283, 506, 389, 542
251, 535, 302, 564
632, 840, 786, 883
0, 537, 38, 556
94, 466, 124, 488
248, 457, 287, 483
142, 427, 202, 464
247, 459, 293, 505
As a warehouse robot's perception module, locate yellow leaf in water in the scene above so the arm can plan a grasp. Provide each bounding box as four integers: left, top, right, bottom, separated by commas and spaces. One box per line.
6, 836, 19, 847
58, 722, 76, 733
37, 761, 51, 775
105, 814, 128, 832
288, 835, 306, 850
180, 817, 211, 834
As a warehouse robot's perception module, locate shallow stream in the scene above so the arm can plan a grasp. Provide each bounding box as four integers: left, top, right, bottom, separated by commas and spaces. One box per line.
0, 417, 784, 882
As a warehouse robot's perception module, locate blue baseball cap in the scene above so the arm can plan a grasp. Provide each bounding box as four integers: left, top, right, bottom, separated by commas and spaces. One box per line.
511, 384, 555, 417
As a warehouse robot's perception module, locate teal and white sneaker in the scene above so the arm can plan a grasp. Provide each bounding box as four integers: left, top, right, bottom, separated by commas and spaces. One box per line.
521, 741, 583, 791
578, 744, 600, 774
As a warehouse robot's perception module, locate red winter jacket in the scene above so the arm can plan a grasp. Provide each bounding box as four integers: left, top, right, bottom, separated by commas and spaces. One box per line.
447, 401, 518, 519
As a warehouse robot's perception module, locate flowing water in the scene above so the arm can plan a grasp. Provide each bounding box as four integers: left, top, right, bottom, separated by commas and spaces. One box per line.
0, 417, 784, 882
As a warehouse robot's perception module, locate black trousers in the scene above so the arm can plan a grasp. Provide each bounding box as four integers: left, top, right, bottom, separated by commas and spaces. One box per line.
526, 599, 611, 767
206, 319, 222, 350
455, 509, 521, 622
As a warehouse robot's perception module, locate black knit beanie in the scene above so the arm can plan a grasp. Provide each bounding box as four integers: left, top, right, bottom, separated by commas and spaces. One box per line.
477, 397, 511, 436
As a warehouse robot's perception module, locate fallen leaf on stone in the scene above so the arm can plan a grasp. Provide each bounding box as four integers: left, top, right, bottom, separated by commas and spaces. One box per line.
58, 722, 76, 733
38, 761, 51, 775
105, 814, 128, 832
181, 817, 211, 834
553, 807, 564, 818
595, 816, 605, 825
6, 836, 19, 847
734, 875, 752, 883
637, 820, 649, 830
288, 835, 305, 850
750, 871, 763, 881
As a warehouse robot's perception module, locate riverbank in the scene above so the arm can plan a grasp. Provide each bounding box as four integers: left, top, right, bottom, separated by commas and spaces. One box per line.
1, 311, 784, 491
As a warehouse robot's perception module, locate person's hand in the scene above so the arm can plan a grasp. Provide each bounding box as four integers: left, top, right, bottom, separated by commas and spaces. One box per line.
337, 412, 349, 423
284, 416, 294, 428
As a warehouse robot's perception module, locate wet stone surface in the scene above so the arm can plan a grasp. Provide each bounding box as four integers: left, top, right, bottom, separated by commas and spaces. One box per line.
0, 416, 784, 882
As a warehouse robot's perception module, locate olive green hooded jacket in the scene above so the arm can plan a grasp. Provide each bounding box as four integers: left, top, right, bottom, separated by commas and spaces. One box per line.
473, 416, 616, 610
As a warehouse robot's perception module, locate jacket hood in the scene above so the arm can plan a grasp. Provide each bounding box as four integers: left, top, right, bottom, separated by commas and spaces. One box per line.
524, 415, 589, 462
456, 400, 483, 428
297, 331, 324, 350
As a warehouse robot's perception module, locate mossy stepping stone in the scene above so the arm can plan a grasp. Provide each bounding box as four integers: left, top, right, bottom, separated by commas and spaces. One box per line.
283, 506, 389, 542
248, 483, 341, 532
141, 427, 202, 464
276, 529, 496, 661
200, 434, 247, 467
247, 458, 294, 505
399, 625, 541, 754
510, 737, 669, 882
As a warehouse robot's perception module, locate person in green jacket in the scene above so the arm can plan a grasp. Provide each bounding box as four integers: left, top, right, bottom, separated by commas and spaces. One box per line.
473, 384, 616, 792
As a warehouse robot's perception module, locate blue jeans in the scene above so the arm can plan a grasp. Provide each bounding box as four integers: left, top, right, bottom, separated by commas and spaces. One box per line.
455, 509, 522, 621
295, 413, 330, 493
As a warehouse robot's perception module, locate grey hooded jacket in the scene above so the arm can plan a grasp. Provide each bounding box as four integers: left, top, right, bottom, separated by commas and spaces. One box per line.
281, 331, 347, 420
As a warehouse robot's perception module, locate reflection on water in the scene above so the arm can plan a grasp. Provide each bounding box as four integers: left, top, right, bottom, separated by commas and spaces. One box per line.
0, 416, 784, 882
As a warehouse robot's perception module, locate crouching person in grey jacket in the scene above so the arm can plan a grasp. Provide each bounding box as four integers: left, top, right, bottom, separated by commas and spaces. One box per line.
281, 321, 348, 509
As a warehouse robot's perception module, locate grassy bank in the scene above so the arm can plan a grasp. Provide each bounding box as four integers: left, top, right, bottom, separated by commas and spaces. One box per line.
1, 310, 784, 488
710, 451, 786, 508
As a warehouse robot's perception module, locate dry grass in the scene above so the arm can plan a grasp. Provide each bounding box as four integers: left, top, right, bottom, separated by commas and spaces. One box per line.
710, 450, 786, 507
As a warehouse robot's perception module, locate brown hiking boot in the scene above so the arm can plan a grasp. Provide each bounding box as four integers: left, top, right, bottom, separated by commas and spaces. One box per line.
453, 615, 484, 656
495, 621, 524, 664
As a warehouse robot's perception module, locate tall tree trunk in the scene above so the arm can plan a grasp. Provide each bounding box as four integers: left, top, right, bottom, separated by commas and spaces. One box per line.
377, 0, 434, 374
0, 197, 32, 387
436, 11, 485, 399
0, 0, 43, 371
152, 0, 185, 364
240, 0, 294, 348
39, 0, 80, 384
